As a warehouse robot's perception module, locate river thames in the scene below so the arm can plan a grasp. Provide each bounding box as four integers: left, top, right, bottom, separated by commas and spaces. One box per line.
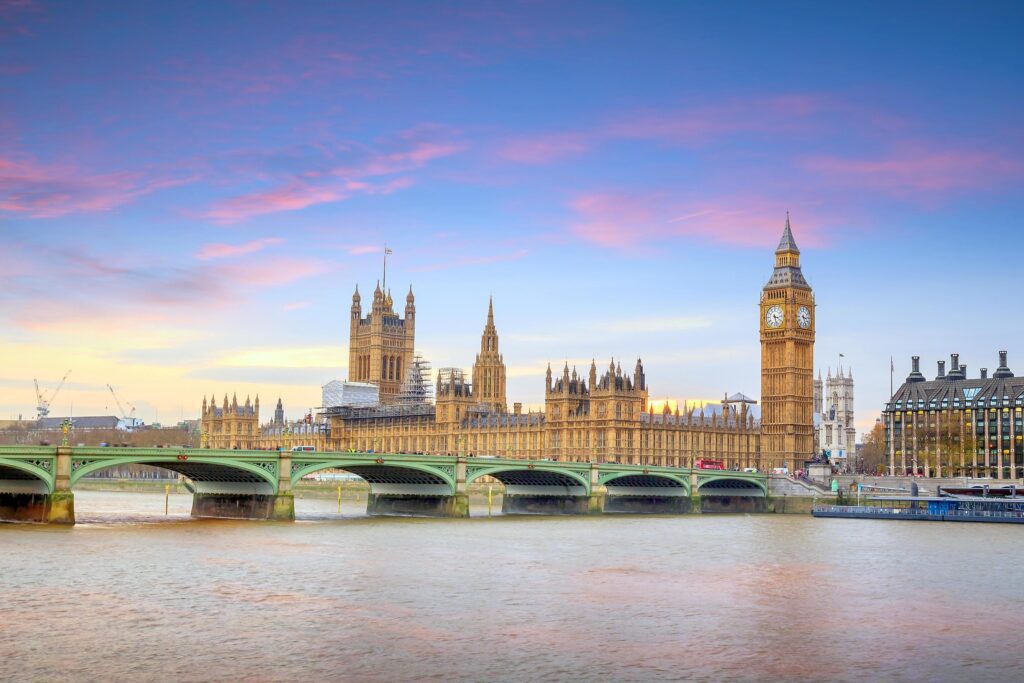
1, 490, 1022, 682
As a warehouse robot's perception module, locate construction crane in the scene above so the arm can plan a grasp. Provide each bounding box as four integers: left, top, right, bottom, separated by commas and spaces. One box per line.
34, 370, 72, 420
106, 384, 137, 430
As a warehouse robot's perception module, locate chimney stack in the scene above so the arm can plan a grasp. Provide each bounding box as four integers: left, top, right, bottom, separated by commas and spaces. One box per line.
993, 350, 1015, 378
951, 353, 960, 372
908, 356, 925, 382
937, 360, 945, 378
981, 368, 988, 379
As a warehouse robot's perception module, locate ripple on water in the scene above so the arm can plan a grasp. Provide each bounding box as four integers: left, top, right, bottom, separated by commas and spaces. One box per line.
1, 491, 1022, 681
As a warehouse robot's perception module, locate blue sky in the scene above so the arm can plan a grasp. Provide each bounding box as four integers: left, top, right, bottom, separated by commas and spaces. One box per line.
1, 0, 1022, 433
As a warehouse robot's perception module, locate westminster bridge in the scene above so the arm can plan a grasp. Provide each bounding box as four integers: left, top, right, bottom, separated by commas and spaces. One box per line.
0, 446, 768, 524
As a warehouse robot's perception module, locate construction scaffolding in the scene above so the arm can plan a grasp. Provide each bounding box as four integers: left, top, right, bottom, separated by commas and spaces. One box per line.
397, 354, 433, 405
322, 380, 380, 409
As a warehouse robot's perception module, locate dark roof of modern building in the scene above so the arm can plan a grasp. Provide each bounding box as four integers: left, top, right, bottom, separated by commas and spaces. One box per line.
887, 352, 1023, 412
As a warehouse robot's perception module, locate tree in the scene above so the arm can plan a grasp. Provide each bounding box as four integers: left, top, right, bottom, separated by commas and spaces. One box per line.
859, 421, 886, 474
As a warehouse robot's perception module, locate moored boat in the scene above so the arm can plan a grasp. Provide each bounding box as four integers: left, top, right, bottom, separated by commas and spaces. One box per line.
813, 488, 1024, 524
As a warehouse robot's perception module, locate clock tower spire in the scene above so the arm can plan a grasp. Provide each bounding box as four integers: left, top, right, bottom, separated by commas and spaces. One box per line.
760, 213, 815, 473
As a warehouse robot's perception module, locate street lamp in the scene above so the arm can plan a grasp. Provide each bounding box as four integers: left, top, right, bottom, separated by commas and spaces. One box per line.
283, 425, 293, 451
59, 418, 73, 447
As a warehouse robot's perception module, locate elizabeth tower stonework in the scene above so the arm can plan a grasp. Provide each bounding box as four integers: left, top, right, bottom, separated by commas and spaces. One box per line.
760, 215, 815, 472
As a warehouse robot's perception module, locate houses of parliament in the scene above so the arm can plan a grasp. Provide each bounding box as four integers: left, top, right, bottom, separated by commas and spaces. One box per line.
201, 217, 815, 472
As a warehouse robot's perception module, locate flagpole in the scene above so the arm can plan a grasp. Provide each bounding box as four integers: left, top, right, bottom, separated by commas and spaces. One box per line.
382, 244, 388, 293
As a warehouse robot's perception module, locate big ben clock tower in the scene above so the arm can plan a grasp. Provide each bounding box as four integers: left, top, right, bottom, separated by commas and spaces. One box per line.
760, 213, 815, 473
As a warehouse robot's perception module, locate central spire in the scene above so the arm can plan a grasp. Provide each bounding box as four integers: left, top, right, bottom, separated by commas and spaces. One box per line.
776, 211, 800, 254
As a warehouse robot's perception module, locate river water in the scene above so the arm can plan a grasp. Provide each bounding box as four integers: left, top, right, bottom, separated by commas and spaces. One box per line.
1, 490, 1022, 682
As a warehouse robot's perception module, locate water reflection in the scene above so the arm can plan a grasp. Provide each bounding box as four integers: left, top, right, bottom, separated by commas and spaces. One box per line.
1, 490, 1022, 681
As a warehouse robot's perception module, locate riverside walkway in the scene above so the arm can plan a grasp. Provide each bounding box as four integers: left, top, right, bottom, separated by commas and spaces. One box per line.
0, 445, 768, 524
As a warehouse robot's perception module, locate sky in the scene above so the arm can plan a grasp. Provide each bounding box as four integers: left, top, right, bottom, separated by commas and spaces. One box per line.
1, 0, 1022, 435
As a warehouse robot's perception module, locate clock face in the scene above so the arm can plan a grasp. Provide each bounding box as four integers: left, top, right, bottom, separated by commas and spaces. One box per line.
797, 306, 811, 329
765, 305, 784, 328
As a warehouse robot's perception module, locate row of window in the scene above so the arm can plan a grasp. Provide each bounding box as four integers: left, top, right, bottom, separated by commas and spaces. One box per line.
891, 396, 1024, 410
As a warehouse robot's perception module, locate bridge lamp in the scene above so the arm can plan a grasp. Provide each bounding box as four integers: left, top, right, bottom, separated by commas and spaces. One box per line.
60, 418, 73, 447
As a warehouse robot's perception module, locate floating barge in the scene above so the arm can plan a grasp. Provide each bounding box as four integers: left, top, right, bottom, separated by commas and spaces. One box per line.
813, 486, 1024, 524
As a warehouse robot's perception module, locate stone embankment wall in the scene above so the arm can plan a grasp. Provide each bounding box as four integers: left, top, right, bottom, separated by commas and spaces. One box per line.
833, 475, 1024, 496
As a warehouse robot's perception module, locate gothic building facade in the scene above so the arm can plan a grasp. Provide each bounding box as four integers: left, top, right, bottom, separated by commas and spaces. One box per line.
814, 367, 856, 468
347, 283, 416, 404
472, 298, 507, 413
202, 216, 814, 471
200, 394, 259, 449
760, 214, 816, 472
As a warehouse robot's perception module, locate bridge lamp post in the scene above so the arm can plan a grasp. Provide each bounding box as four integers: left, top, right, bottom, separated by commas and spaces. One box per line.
60, 418, 73, 447
199, 428, 208, 449
459, 435, 466, 458
283, 426, 293, 452
373, 437, 380, 454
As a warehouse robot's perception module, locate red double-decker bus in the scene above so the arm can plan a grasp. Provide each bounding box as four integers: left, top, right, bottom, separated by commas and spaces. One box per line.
696, 459, 725, 470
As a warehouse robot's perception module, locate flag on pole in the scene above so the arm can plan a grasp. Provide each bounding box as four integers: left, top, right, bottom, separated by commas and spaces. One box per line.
385, 247, 393, 255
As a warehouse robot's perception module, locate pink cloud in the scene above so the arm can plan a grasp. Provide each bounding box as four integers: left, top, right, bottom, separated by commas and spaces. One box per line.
496, 132, 592, 164
348, 245, 381, 255
203, 130, 460, 223
218, 256, 332, 287
0, 156, 192, 218
283, 300, 311, 311
2, 245, 330, 332
801, 145, 1024, 195
195, 237, 285, 261
568, 192, 834, 250
205, 183, 347, 223
495, 95, 842, 166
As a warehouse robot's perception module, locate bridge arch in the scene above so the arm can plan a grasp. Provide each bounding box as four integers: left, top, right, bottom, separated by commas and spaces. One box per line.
601, 471, 690, 495
0, 458, 54, 494
69, 456, 279, 494
291, 460, 456, 496
697, 477, 767, 497
466, 464, 591, 496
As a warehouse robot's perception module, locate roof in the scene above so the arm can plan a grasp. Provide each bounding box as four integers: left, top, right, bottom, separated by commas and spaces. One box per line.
39, 416, 120, 429
726, 392, 757, 403
764, 263, 810, 289
887, 354, 1024, 412
764, 217, 810, 290
776, 213, 800, 253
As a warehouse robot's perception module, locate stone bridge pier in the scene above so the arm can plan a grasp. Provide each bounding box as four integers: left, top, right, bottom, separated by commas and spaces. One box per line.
0, 446, 74, 524
190, 452, 294, 521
